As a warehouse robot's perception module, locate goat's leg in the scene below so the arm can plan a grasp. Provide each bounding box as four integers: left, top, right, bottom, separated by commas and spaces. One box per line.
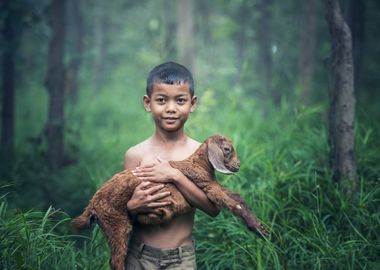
222, 187, 270, 237
205, 182, 269, 237
99, 214, 133, 270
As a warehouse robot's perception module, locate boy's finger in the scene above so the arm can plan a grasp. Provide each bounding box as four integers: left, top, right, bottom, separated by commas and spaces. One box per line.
138, 170, 155, 176
136, 167, 154, 171
148, 201, 172, 208
136, 181, 151, 190
149, 191, 171, 201
137, 176, 155, 182
145, 184, 165, 194
132, 168, 154, 175
139, 181, 151, 187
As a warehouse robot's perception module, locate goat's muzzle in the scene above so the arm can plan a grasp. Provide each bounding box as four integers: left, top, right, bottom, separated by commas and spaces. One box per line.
227, 160, 240, 173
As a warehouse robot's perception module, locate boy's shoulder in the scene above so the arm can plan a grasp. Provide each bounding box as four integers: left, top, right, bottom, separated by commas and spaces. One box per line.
186, 137, 202, 149
125, 138, 152, 156
124, 138, 152, 168
175, 136, 202, 159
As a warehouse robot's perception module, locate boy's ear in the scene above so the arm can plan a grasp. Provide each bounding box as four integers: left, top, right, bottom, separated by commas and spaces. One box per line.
143, 95, 151, 112
190, 96, 198, 113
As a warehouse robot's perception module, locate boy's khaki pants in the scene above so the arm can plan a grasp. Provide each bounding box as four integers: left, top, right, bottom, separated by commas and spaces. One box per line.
125, 238, 197, 270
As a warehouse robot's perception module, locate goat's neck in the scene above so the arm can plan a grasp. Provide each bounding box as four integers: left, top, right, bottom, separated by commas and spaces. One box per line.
169, 143, 215, 185
190, 143, 214, 171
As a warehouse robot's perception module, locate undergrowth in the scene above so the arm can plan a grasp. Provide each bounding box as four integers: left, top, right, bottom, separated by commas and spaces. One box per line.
0, 90, 379, 269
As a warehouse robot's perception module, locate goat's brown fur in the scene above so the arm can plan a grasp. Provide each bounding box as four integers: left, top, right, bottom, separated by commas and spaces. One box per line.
72, 135, 269, 270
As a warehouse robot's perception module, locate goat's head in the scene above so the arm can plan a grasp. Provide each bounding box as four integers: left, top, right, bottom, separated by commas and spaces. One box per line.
206, 135, 240, 174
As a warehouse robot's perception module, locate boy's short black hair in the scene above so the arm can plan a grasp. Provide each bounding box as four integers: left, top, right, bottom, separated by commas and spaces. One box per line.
146, 62, 194, 97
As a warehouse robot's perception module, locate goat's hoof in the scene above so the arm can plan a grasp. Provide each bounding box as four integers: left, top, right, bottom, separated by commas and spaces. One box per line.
259, 224, 270, 237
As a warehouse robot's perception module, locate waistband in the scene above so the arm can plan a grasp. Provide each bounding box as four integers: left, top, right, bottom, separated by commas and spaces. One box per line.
128, 237, 195, 259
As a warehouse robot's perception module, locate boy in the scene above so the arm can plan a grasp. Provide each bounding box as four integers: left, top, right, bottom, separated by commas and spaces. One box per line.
124, 62, 219, 269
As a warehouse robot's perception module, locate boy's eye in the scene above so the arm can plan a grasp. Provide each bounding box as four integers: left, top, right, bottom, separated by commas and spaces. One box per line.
177, 98, 187, 104
156, 98, 166, 104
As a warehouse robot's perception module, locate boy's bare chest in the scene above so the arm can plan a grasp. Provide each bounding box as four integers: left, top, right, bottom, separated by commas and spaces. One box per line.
139, 147, 195, 166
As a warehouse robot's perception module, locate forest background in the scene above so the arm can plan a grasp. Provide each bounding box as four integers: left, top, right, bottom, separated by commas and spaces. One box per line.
0, 0, 379, 269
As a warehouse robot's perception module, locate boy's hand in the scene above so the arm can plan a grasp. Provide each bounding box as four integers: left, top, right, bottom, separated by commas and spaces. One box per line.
132, 157, 180, 183
127, 181, 171, 215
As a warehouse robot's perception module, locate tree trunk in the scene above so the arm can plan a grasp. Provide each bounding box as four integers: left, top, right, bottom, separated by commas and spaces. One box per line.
176, 0, 195, 74
45, 0, 66, 171
256, 0, 276, 105
93, 0, 106, 93
197, 0, 212, 48
1, 3, 17, 165
347, 0, 365, 90
297, 0, 317, 105
234, 1, 249, 85
161, 0, 176, 60
324, 0, 357, 195
66, 0, 84, 103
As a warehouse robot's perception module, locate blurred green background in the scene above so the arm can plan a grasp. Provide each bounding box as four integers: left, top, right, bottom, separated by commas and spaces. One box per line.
0, 0, 379, 269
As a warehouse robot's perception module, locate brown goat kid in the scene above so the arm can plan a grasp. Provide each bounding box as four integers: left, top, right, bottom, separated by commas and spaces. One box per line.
72, 135, 269, 270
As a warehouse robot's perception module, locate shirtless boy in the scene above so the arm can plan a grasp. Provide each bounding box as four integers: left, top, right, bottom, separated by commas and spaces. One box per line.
124, 62, 219, 269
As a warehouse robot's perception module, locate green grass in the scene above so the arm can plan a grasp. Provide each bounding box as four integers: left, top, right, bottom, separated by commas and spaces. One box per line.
191, 103, 379, 270
0, 192, 111, 270
1, 88, 379, 269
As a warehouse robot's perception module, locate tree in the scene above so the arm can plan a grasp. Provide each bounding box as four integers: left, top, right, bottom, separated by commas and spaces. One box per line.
324, 0, 358, 195
347, 0, 365, 89
0, 0, 26, 166
297, 0, 317, 104
45, 0, 66, 171
93, 0, 107, 93
176, 0, 195, 73
256, 0, 276, 105
66, 0, 84, 103
161, 0, 176, 60
196, 0, 212, 49
1, 1, 16, 165
233, 0, 250, 84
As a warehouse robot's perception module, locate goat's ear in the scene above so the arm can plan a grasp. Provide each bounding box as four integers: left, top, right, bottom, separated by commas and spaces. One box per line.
208, 142, 234, 174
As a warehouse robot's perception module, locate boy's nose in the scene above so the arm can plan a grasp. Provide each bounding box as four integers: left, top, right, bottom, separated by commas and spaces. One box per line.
166, 101, 177, 112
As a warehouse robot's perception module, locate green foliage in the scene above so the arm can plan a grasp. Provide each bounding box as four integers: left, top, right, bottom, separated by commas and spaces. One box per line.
1, 0, 380, 269
192, 103, 380, 269
0, 197, 74, 269
1, 94, 379, 269
0, 193, 111, 270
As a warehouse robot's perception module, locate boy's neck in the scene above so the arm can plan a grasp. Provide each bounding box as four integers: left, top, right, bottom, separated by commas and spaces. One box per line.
152, 128, 188, 146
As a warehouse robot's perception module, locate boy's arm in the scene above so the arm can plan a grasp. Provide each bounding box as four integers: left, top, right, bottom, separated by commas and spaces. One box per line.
172, 170, 220, 217
124, 149, 171, 215
132, 160, 220, 217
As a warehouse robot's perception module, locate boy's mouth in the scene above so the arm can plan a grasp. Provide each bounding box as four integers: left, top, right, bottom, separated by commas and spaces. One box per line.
163, 117, 179, 124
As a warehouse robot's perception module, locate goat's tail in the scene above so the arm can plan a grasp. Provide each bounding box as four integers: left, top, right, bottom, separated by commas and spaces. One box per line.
71, 208, 94, 231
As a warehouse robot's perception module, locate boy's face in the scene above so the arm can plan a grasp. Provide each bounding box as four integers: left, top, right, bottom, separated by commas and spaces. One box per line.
143, 82, 197, 133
